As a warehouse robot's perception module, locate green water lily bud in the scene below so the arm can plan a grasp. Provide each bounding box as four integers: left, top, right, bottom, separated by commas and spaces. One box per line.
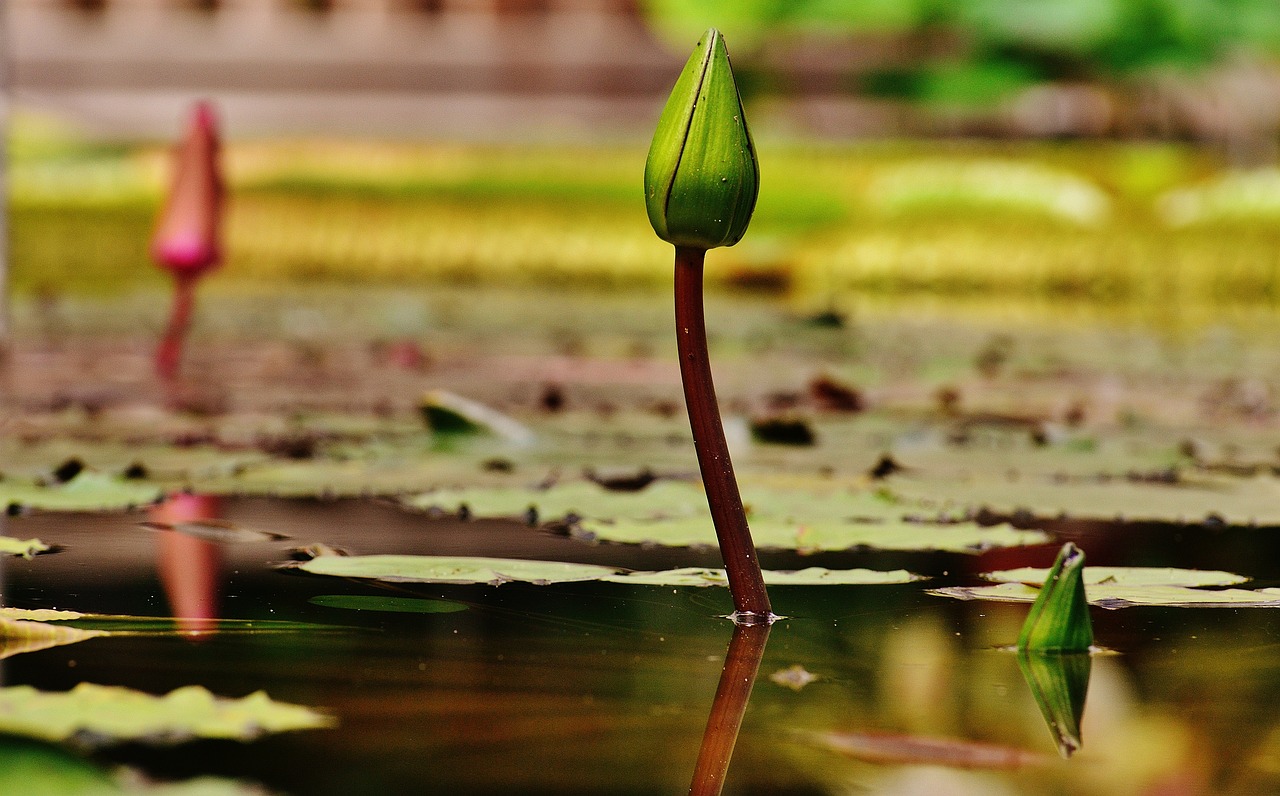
1017, 542, 1094, 653
645, 28, 758, 250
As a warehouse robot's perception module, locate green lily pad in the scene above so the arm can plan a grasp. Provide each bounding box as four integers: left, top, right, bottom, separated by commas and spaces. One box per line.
0, 616, 106, 660
0, 683, 334, 745
289, 555, 622, 586
0, 736, 117, 795
0, 472, 162, 513
931, 581, 1280, 609
406, 481, 1046, 553
601, 566, 920, 587
0, 537, 52, 558
289, 555, 922, 587
984, 566, 1249, 588
579, 515, 1048, 554
308, 595, 469, 614
0, 608, 86, 621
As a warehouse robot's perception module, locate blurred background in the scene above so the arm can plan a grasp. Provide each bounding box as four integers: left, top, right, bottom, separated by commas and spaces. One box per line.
9, 0, 1280, 314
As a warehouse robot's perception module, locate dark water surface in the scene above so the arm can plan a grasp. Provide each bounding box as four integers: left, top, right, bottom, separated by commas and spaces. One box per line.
5, 498, 1280, 794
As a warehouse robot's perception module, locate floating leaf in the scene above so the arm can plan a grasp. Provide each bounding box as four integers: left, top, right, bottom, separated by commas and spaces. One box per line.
985, 566, 1249, 588
0, 683, 334, 745
289, 555, 622, 586
580, 515, 1048, 554
308, 595, 468, 614
602, 567, 919, 587
0, 472, 163, 513
406, 481, 1046, 553
0, 616, 106, 660
0, 608, 86, 622
932, 581, 1280, 609
769, 665, 819, 691
140, 520, 289, 544
1017, 543, 1093, 653
0, 536, 52, 558
0, 736, 117, 794
289, 555, 921, 588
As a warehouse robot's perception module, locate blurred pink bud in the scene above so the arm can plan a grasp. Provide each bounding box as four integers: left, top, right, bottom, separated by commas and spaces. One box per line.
151, 101, 224, 276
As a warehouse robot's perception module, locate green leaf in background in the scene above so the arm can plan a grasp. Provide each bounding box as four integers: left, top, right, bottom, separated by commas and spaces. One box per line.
0, 472, 162, 513
0, 736, 116, 795
308, 595, 469, 614
0, 536, 52, 558
1017, 650, 1091, 759
1017, 543, 1093, 652
0, 683, 333, 745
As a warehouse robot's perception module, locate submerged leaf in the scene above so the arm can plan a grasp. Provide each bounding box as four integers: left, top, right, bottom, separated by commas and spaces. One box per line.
0, 683, 333, 745
1017, 543, 1093, 653
308, 595, 468, 614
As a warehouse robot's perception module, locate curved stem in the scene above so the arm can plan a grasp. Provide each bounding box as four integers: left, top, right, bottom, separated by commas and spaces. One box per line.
156, 272, 198, 381
674, 245, 771, 620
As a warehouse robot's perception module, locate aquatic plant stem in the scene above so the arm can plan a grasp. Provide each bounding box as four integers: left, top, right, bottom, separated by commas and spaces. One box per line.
689, 621, 771, 795
674, 245, 772, 621
156, 272, 198, 381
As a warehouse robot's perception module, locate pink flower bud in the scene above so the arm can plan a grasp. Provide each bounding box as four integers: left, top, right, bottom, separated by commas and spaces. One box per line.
151, 101, 224, 276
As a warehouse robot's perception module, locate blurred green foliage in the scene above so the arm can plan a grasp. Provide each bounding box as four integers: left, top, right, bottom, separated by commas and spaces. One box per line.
644, 0, 1280, 105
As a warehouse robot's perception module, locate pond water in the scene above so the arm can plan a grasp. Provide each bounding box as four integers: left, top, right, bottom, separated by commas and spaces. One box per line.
6, 497, 1280, 795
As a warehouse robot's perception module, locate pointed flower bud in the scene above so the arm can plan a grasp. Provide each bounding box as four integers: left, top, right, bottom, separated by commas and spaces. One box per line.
151, 101, 224, 277
645, 28, 758, 250
1017, 542, 1094, 653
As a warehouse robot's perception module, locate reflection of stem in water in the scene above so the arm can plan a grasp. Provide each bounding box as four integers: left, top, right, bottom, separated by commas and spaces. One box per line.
1016, 650, 1091, 759
689, 622, 770, 796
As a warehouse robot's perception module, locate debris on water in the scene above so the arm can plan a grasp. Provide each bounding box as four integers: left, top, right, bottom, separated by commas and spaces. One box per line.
585, 467, 658, 492
867, 454, 904, 480
481, 458, 516, 473
50, 458, 85, 485
809, 375, 864, 413
140, 519, 290, 544
749, 415, 816, 446
539, 383, 565, 413
121, 462, 149, 480
288, 543, 351, 561
769, 665, 818, 691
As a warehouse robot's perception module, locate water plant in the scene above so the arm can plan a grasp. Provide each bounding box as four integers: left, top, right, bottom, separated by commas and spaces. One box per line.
1017, 542, 1093, 653
645, 28, 770, 622
150, 101, 224, 381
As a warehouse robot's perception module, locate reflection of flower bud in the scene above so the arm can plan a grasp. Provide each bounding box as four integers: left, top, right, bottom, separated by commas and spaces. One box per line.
645, 28, 758, 250
151, 101, 224, 276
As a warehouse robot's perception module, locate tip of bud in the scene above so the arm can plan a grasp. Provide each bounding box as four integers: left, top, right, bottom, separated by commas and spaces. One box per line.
152, 101, 225, 277
644, 28, 758, 251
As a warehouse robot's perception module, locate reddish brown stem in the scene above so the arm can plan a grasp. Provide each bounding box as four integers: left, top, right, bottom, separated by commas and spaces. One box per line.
675, 245, 772, 621
688, 621, 771, 795
156, 273, 198, 381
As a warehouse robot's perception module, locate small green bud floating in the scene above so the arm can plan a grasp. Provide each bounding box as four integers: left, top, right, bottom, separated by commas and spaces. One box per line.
1017, 542, 1093, 652
645, 28, 759, 250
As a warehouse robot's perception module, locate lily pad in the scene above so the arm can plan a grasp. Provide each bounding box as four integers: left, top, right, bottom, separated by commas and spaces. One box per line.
0, 472, 163, 513
289, 555, 622, 586
931, 581, 1280, 609
0, 683, 334, 745
0, 536, 52, 558
601, 567, 920, 587
0, 616, 106, 660
984, 566, 1249, 588
308, 595, 469, 614
579, 515, 1048, 554
140, 520, 290, 545
289, 555, 922, 587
